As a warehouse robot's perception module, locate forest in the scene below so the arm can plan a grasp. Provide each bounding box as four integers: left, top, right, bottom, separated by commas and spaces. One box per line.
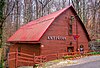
0, 0, 100, 47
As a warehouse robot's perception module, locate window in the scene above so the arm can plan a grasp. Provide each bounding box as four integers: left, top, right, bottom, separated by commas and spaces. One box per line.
67, 47, 74, 52
18, 46, 21, 52
69, 16, 74, 35
80, 45, 83, 48
18, 46, 21, 55
69, 23, 72, 35
70, 41, 72, 45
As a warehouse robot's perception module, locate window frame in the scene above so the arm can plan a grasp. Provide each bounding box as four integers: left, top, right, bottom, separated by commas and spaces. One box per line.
68, 16, 74, 35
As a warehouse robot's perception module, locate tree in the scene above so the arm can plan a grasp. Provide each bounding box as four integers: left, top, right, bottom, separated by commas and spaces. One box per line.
1, 0, 100, 45
85, 0, 100, 40
0, 0, 16, 47
0, 0, 6, 47
37, 0, 51, 18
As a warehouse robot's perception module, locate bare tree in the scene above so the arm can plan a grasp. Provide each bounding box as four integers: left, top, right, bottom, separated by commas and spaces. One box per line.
85, 0, 100, 40
1, 0, 100, 46
0, 0, 17, 47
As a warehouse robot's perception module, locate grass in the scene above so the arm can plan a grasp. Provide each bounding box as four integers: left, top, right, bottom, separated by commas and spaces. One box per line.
52, 59, 61, 63
88, 52, 100, 55
74, 54, 81, 57
62, 55, 74, 60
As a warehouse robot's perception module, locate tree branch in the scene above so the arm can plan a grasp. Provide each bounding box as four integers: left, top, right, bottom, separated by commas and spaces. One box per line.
3, 1, 16, 21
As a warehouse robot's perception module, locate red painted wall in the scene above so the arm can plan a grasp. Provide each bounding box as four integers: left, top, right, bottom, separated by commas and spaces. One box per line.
40, 8, 89, 55
9, 43, 40, 68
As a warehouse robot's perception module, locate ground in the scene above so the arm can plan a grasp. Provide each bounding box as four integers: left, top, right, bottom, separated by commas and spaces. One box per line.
18, 55, 100, 68
62, 60, 100, 68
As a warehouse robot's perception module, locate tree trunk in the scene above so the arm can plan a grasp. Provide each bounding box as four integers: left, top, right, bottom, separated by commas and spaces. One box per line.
0, 0, 5, 47
34, 0, 38, 19
16, 0, 19, 30
0, 23, 3, 47
83, 0, 86, 24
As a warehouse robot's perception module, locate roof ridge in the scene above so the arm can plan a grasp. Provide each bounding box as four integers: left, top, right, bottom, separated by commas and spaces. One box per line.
20, 5, 72, 29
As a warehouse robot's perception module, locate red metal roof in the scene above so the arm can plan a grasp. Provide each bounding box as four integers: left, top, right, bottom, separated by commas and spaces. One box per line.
8, 5, 90, 42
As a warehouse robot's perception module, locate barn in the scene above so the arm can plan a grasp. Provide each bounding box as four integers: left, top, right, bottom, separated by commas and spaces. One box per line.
7, 5, 90, 68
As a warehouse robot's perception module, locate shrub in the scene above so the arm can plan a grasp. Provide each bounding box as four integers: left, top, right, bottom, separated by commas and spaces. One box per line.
62, 55, 74, 59
0, 63, 2, 68
88, 52, 100, 55
74, 54, 81, 57
33, 64, 39, 68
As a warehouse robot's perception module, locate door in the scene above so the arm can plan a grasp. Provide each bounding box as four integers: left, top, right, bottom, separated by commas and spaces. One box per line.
33, 44, 41, 56
21, 43, 41, 56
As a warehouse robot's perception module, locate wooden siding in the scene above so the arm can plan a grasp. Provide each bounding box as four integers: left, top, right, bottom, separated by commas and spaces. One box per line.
40, 8, 89, 55
9, 43, 40, 68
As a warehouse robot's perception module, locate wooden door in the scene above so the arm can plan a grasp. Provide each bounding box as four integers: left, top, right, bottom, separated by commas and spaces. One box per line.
21, 43, 41, 56
33, 44, 41, 56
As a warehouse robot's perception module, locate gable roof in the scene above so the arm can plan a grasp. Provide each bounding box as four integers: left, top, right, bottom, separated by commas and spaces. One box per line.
8, 5, 90, 42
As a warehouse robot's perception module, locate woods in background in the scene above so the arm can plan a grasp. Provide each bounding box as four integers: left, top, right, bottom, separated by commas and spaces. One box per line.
0, 0, 100, 47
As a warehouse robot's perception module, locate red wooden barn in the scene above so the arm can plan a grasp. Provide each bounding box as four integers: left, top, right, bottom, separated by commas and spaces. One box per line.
8, 5, 90, 67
